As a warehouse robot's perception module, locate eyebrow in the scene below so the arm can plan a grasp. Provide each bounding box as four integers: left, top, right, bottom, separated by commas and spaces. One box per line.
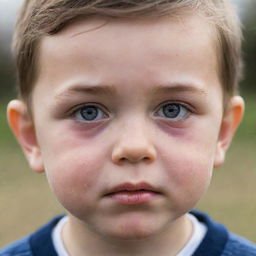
55, 82, 208, 100
55, 84, 117, 100
151, 83, 208, 96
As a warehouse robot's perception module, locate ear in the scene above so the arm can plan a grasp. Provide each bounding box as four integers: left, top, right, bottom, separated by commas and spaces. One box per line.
7, 100, 44, 173
214, 96, 244, 168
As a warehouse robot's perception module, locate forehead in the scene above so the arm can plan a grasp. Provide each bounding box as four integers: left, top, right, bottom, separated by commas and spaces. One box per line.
40, 14, 217, 60
35, 14, 221, 102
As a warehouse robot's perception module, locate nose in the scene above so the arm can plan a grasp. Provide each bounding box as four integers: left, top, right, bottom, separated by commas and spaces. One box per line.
111, 121, 157, 165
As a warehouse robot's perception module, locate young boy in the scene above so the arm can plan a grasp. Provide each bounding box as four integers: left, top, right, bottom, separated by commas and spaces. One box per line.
1, 0, 256, 255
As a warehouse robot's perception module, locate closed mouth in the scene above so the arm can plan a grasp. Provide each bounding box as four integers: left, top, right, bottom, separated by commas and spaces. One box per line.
103, 182, 162, 205
104, 182, 161, 196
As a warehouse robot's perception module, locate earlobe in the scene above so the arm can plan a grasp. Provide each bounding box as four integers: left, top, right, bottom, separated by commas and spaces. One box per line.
7, 100, 44, 173
214, 96, 244, 168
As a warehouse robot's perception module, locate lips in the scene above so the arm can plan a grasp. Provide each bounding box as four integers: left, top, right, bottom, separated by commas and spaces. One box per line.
104, 182, 162, 205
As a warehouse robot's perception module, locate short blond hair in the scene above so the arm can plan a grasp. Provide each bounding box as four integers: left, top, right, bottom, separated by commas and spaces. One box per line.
13, 0, 243, 107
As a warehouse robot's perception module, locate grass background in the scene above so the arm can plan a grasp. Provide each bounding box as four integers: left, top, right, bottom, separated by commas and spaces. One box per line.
0, 94, 256, 247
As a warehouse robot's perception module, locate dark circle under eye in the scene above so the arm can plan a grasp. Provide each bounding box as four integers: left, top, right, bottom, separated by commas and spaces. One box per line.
80, 106, 99, 121
163, 104, 180, 118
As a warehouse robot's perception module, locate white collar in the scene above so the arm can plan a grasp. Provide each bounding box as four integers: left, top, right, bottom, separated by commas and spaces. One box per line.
52, 213, 207, 256
176, 213, 207, 256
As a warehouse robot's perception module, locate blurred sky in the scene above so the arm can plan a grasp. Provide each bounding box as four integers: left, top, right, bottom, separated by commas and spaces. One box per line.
0, 0, 253, 49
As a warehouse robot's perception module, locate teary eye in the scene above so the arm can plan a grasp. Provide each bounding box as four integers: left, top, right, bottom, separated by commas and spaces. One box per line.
155, 103, 191, 121
74, 105, 107, 121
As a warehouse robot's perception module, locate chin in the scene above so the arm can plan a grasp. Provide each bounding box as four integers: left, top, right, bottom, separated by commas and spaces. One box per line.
105, 227, 159, 241
97, 215, 169, 240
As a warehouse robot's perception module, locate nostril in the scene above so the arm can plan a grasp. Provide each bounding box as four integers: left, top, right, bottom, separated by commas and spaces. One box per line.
118, 155, 152, 164
143, 156, 154, 164
111, 144, 157, 165
114, 157, 127, 165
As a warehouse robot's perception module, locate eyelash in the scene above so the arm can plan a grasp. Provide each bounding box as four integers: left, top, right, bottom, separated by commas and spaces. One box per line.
70, 102, 193, 123
70, 103, 109, 122
155, 102, 193, 121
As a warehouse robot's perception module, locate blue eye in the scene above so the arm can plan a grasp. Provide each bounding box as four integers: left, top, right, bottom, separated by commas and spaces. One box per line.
156, 103, 190, 121
74, 105, 106, 121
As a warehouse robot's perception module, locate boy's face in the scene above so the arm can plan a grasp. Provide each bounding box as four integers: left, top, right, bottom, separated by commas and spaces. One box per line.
9, 14, 243, 239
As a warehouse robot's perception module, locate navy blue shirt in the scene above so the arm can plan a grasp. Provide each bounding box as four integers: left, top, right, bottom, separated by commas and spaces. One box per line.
1, 210, 256, 256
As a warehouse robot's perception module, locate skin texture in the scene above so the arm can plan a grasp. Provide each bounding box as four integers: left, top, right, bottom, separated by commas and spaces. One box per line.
8, 14, 244, 256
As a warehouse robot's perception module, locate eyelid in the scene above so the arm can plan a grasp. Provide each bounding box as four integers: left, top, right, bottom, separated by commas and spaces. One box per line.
154, 100, 195, 114
153, 101, 195, 123
68, 102, 110, 119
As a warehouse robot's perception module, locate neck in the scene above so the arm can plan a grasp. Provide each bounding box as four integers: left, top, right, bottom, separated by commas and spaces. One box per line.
62, 214, 193, 256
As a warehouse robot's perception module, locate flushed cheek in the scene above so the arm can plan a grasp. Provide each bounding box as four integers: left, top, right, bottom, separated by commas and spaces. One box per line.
162, 150, 213, 211
43, 148, 105, 214
39, 124, 107, 191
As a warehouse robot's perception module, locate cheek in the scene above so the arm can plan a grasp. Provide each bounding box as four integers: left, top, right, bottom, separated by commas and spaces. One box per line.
47, 151, 100, 196
165, 152, 213, 211
50, 153, 100, 189
159, 134, 217, 210
168, 154, 213, 189
39, 124, 104, 186
40, 135, 107, 212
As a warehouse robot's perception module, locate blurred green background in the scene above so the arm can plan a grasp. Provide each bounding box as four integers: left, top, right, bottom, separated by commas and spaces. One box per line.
0, 0, 256, 248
